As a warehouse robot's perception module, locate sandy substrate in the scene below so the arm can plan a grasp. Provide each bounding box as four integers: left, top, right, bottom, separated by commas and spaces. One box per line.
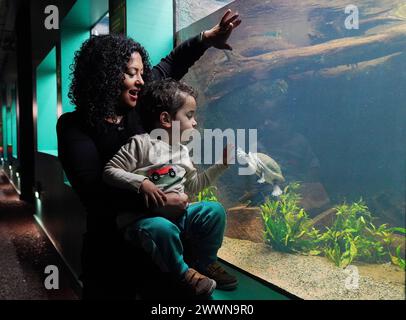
218, 237, 405, 300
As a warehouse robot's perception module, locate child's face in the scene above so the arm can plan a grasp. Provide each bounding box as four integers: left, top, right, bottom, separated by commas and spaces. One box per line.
174, 95, 197, 136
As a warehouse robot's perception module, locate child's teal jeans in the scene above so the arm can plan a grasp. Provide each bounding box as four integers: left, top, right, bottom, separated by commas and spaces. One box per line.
123, 201, 226, 279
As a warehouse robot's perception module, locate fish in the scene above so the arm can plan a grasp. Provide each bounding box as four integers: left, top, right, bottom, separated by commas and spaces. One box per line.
236, 147, 285, 197
251, 30, 282, 39
269, 79, 289, 98
394, 4, 406, 19
264, 30, 282, 39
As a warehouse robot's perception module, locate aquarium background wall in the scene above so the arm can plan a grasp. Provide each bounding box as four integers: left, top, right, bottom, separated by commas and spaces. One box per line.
177, 0, 406, 299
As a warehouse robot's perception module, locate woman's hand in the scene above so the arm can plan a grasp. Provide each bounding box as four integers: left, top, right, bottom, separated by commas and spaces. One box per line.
203, 9, 242, 51
140, 179, 167, 208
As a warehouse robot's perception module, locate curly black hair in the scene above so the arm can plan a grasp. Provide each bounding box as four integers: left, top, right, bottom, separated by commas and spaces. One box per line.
68, 34, 152, 128
138, 78, 198, 133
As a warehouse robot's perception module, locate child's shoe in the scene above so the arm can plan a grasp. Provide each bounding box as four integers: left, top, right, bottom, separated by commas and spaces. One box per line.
200, 262, 238, 290
181, 268, 216, 297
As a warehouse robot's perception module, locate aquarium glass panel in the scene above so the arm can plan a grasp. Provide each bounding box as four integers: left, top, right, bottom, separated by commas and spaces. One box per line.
177, 0, 406, 300
91, 12, 110, 36
175, 0, 234, 31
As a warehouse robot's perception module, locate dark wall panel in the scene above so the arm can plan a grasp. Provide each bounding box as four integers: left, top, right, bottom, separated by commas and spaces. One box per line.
35, 152, 86, 279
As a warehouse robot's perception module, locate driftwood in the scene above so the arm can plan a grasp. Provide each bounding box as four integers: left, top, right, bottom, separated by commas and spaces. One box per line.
288, 52, 403, 81
225, 205, 264, 243
181, 0, 406, 105
208, 23, 406, 97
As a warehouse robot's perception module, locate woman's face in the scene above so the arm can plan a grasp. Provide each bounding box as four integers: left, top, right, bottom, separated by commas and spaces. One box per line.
120, 52, 145, 108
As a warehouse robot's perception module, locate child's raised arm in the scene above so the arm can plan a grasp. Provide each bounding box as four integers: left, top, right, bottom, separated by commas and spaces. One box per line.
183, 164, 228, 196
184, 144, 233, 195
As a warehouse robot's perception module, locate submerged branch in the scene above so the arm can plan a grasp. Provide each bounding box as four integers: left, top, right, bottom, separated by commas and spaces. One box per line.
288, 52, 403, 80
209, 23, 406, 96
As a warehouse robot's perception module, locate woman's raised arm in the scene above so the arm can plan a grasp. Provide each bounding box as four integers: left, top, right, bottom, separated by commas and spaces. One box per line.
152, 9, 241, 81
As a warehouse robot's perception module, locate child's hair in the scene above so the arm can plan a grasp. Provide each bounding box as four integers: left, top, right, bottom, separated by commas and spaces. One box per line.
138, 78, 197, 133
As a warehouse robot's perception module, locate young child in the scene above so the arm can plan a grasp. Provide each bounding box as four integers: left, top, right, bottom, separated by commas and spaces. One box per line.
103, 79, 238, 297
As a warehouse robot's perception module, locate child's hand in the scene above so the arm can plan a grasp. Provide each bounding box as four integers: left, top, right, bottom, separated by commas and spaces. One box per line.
151, 192, 188, 221
140, 179, 167, 208
223, 143, 235, 166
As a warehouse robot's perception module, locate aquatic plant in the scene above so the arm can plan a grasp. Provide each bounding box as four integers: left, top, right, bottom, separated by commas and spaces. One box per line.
389, 227, 406, 270
260, 182, 406, 270
319, 200, 393, 267
390, 246, 406, 270
260, 182, 321, 254
193, 186, 219, 202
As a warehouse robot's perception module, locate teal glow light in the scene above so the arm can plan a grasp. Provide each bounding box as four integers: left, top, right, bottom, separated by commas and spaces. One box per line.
36, 47, 58, 156
61, 0, 108, 114
126, 0, 173, 66
11, 89, 17, 159
1, 104, 7, 161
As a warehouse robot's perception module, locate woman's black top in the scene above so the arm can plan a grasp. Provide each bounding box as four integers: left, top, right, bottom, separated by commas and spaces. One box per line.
57, 34, 210, 232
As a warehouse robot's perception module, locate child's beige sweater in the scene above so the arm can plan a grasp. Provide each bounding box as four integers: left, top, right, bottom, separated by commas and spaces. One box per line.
103, 133, 228, 196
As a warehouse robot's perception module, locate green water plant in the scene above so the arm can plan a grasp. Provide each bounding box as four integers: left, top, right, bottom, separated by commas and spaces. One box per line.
260, 182, 406, 270
193, 186, 219, 202
260, 182, 321, 254
390, 246, 405, 270
319, 200, 393, 267
388, 227, 406, 270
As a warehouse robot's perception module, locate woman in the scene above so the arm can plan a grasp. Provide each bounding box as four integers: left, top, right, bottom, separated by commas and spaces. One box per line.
57, 10, 241, 299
